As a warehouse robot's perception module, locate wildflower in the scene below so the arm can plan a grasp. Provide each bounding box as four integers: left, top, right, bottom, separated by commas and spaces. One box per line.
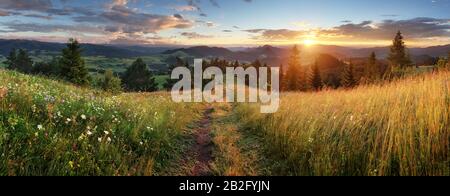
308, 137, 314, 143
69, 161, 74, 169
81, 114, 87, 120
98, 137, 102, 142
66, 118, 72, 123
104, 131, 110, 135
350, 115, 354, 121
87, 131, 93, 136
34, 132, 39, 137
37, 124, 44, 130
107, 137, 112, 142
140, 141, 144, 145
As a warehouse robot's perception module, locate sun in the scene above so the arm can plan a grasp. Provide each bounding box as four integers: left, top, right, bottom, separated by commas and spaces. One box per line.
303, 39, 316, 46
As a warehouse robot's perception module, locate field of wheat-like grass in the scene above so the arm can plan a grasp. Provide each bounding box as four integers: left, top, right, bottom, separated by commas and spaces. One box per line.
235, 71, 450, 176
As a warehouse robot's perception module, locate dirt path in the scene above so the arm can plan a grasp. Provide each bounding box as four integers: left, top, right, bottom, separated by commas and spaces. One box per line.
191, 106, 214, 176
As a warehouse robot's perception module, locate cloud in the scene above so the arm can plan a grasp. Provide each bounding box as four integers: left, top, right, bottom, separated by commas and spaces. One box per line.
181, 32, 213, 39
73, 2, 194, 35
173, 5, 198, 12
0, 21, 105, 35
329, 17, 450, 40
245, 17, 450, 43
0, 0, 53, 12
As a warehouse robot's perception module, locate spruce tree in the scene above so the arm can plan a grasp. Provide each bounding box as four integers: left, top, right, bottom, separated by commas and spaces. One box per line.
4, 49, 17, 70
5, 49, 33, 73
365, 52, 379, 82
342, 62, 357, 88
285, 45, 306, 91
123, 58, 157, 92
60, 38, 89, 85
388, 31, 412, 69
309, 62, 323, 91
279, 64, 286, 91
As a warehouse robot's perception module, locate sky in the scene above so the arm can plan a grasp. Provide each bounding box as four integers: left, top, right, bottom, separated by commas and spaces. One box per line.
0, 0, 449, 47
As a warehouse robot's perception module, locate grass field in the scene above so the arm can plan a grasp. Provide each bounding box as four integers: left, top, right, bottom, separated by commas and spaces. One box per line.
234, 71, 450, 176
0, 69, 203, 176
1, 67, 449, 176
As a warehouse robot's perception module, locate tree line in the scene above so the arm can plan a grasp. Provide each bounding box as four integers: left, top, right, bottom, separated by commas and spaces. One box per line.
280, 31, 450, 92
2, 38, 159, 94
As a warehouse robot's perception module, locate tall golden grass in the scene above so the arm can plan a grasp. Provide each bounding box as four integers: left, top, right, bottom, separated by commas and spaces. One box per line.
235, 71, 450, 176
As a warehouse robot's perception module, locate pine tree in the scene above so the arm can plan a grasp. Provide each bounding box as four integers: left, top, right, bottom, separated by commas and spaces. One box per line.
364, 52, 379, 82
279, 64, 286, 91
123, 58, 157, 92
4, 49, 17, 70
342, 62, 357, 88
60, 38, 89, 85
285, 45, 306, 91
102, 69, 122, 94
5, 49, 33, 73
388, 31, 412, 69
309, 62, 323, 91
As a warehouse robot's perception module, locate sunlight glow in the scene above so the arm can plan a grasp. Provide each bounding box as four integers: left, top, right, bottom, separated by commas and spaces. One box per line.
303, 39, 316, 46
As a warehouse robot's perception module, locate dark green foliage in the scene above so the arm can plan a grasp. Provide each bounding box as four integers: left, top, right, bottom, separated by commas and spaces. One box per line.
309, 62, 323, 91
32, 57, 61, 76
101, 69, 122, 94
342, 63, 358, 88
388, 31, 412, 69
122, 58, 157, 92
4, 49, 33, 73
60, 38, 90, 86
164, 57, 189, 90
285, 45, 307, 91
363, 52, 381, 83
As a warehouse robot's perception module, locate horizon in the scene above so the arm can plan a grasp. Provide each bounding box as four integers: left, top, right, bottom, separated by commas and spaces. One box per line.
0, 0, 449, 47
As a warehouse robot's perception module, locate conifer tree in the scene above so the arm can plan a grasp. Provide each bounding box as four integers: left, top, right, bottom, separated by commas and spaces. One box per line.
285, 45, 306, 91
123, 58, 157, 92
364, 52, 379, 82
309, 62, 323, 91
5, 49, 33, 73
60, 38, 89, 85
342, 62, 357, 88
388, 31, 412, 69
279, 64, 286, 91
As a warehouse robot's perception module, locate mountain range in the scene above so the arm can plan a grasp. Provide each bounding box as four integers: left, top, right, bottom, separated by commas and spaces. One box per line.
1, 39, 448, 66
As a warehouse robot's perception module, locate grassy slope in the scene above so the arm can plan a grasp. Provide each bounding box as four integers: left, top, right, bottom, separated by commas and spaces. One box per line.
235, 71, 450, 176
0, 69, 203, 176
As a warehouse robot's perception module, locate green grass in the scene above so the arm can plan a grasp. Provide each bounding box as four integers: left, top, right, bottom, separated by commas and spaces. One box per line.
234, 71, 450, 176
0, 69, 203, 176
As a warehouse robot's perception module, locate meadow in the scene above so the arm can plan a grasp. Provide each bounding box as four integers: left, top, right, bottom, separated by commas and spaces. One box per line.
0, 69, 203, 176
234, 71, 450, 176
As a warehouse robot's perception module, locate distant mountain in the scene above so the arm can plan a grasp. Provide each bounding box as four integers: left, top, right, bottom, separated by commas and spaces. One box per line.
162, 46, 235, 58
0, 39, 174, 58
163, 44, 450, 66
